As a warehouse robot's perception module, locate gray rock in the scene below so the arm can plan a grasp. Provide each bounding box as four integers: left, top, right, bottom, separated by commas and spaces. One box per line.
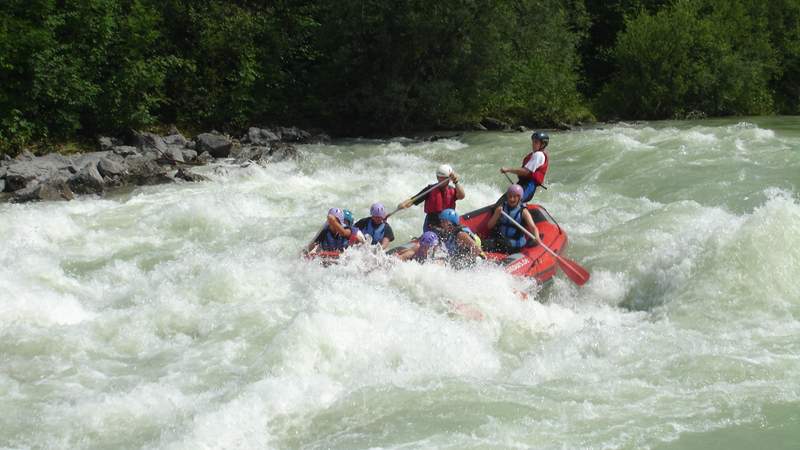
97, 157, 127, 178
71, 151, 110, 170
164, 146, 185, 162
15, 150, 35, 161
0, 179, 5, 193
98, 136, 122, 151
174, 168, 209, 182
124, 155, 171, 185
471, 122, 488, 131
164, 133, 188, 147
185, 140, 196, 150
4, 154, 74, 191
12, 178, 74, 203
133, 131, 169, 154
0, 165, 6, 179
181, 149, 198, 162
481, 117, 511, 130
245, 127, 280, 145
275, 126, 311, 142
197, 151, 213, 164
234, 143, 298, 165
196, 133, 232, 158
113, 145, 139, 157
68, 163, 105, 194
269, 143, 299, 162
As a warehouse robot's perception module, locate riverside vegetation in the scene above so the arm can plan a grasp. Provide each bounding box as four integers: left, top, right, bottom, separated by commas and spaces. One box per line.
1, 0, 799, 157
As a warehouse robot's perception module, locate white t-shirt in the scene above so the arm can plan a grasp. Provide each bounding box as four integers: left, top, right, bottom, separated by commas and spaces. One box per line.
523, 151, 546, 173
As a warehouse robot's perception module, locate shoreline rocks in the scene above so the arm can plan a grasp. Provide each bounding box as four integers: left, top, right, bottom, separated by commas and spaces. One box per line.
1, 126, 322, 204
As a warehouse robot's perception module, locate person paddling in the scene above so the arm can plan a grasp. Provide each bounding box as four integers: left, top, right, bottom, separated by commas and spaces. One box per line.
437, 209, 484, 269
354, 203, 395, 249
484, 184, 541, 253
397, 164, 465, 232
395, 231, 441, 263
500, 131, 549, 202
307, 208, 360, 253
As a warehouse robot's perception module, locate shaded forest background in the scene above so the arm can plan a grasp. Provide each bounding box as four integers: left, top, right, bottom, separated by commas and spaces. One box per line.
1, 0, 799, 155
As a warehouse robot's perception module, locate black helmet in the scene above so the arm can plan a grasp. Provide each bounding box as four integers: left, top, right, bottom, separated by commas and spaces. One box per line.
531, 131, 549, 147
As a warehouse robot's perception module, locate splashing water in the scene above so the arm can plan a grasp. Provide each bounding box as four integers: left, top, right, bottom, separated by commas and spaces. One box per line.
1, 117, 799, 449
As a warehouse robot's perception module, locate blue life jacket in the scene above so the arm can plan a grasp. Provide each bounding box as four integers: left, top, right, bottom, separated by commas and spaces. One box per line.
321, 226, 349, 251
363, 220, 385, 245
498, 203, 527, 249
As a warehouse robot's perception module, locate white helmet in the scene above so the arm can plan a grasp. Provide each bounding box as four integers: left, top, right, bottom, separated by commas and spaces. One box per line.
436, 164, 453, 178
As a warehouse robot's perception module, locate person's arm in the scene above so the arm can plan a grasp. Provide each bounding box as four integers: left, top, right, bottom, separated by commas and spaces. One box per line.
451, 172, 465, 200
380, 224, 394, 249
457, 232, 482, 256
327, 214, 351, 237
486, 205, 502, 230
500, 167, 530, 177
395, 243, 420, 261
501, 152, 544, 178
521, 210, 540, 242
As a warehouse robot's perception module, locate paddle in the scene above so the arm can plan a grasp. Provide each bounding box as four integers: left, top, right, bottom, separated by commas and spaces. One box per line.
500, 210, 590, 286
304, 226, 324, 255
384, 178, 450, 220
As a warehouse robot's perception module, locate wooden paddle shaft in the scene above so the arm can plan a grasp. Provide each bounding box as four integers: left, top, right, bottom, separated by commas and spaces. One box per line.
385, 178, 451, 219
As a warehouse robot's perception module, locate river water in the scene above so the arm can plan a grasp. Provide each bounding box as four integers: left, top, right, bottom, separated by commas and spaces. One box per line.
1, 117, 799, 449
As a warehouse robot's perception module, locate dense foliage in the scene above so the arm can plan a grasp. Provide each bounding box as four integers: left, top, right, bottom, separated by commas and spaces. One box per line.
1, 0, 799, 154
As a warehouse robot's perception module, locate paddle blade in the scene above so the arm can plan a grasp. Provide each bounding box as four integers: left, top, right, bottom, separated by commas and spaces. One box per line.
555, 255, 590, 286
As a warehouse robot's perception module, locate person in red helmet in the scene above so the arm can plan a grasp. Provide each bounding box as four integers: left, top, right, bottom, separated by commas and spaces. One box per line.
500, 131, 549, 202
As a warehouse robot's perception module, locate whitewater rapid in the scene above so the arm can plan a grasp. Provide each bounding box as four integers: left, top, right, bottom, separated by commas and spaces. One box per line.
1, 118, 799, 449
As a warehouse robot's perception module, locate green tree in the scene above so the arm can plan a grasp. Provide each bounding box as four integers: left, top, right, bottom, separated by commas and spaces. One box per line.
597, 0, 777, 119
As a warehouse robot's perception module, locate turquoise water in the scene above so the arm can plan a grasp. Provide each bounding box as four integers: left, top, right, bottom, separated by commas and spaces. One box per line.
1, 117, 799, 449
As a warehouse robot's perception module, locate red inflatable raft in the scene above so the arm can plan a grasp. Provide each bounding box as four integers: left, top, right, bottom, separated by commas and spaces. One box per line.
459, 203, 567, 283
305, 203, 571, 284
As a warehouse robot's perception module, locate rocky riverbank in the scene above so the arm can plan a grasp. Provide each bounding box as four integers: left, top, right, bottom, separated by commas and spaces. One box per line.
0, 127, 328, 203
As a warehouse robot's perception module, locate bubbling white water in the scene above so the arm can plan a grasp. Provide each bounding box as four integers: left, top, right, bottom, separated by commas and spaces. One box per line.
1, 118, 799, 449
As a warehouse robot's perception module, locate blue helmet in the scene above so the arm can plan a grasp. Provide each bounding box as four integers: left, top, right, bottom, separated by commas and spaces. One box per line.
343, 209, 354, 226
439, 208, 459, 225
531, 131, 549, 147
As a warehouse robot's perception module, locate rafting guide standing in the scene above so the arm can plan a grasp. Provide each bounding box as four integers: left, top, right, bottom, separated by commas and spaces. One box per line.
397, 164, 465, 232
500, 131, 549, 202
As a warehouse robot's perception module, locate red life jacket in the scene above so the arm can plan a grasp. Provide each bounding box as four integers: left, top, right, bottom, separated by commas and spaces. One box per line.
424, 185, 457, 214
519, 151, 548, 186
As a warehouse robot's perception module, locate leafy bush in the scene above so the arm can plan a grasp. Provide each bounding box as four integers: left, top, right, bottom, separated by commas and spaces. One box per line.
597, 0, 777, 119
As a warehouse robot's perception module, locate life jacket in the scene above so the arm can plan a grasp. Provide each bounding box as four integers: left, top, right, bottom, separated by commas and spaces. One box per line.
498, 202, 527, 249
423, 185, 457, 214
321, 226, 350, 251
363, 220, 385, 245
444, 226, 479, 256
518, 150, 549, 186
